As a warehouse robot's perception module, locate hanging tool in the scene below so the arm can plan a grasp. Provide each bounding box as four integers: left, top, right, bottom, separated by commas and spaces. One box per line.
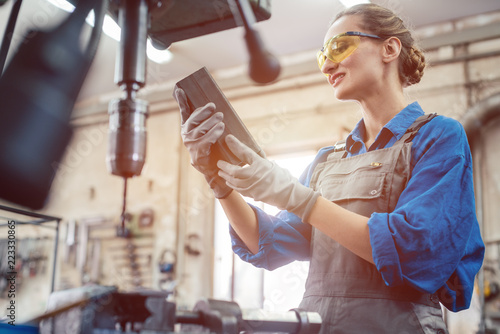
227, 0, 281, 84
116, 178, 131, 237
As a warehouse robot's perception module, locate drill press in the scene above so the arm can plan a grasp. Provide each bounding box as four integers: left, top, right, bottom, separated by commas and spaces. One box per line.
106, 0, 149, 237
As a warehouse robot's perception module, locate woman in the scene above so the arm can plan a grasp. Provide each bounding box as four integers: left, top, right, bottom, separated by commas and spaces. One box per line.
175, 3, 484, 333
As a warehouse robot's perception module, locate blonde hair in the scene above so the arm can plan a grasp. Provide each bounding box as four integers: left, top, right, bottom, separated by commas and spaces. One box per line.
332, 3, 425, 86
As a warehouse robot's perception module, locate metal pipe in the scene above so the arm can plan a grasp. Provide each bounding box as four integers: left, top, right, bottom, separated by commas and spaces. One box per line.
0, 204, 62, 221
429, 50, 500, 66
52, 220, 60, 292
471, 134, 486, 333
107, 0, 150, 180
460, 93, 500, 334
461, 93, 500, 142
176, 306, 322, 333
115, 0, 149, 92
0, 0, 23, 73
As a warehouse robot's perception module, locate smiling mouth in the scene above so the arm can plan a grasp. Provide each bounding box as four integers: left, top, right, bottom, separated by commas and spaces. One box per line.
330, 74, 345, 86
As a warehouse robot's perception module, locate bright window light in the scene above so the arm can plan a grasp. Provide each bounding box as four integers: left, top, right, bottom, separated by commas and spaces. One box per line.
97, 14, 121, 42
46, 0, 172, 64
339, 0, 370, 8
214, 152, 317, 310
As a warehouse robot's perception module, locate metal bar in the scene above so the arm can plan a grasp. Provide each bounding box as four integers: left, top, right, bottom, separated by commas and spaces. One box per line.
51, 220, 60, 292
0, 205, 61, 298
0, 0, 23, 73
474, 135, 486, 334
175, 307, 322, 333
0, 220, 58, 230
175, 310, 202, 325
420, 22, 500, 51
429, 50, 500, 66
460, 93, 500, 334
0, 204, 61, 221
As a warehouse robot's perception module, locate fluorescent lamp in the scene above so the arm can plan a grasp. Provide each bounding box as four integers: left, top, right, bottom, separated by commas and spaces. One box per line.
46, 0, 74, 12
46, 0, 172, 64
339, 0, 370, 8
46, 0, 120, 41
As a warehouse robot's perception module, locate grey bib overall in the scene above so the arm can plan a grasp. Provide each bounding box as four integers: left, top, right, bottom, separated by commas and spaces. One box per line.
298, 114, 448, 334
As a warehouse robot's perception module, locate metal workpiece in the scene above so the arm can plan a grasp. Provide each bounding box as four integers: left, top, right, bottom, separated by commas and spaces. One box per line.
177, 298, 322, 334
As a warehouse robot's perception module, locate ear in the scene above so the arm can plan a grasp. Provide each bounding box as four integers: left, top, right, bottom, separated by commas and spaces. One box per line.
382, 37, 402, 64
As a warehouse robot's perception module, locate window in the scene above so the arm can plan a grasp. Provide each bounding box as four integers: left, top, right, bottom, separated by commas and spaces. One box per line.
213, 152, 316, 311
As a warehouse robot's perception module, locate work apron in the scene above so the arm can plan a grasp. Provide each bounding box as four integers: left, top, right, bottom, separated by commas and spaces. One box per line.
298, 114, 448, 334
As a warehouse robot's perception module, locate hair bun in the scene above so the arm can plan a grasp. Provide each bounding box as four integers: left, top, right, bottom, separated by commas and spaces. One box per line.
404, 46, 426, 86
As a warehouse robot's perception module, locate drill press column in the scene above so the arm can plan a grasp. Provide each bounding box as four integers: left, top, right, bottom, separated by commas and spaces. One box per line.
106, 0, 150, 236
107, 0, 149, 179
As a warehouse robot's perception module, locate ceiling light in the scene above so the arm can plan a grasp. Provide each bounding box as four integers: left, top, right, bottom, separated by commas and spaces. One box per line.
46, 0, 74, 12
146, 39, 173, 64
46, 0, 120, 40
45, 0, 172, 63
339, 0, 370, 8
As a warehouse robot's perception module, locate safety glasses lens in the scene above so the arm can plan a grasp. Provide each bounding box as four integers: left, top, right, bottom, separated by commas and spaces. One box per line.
317, 35, 361, 69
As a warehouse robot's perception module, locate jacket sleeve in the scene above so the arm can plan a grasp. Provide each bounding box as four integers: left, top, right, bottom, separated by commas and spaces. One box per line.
228, 148, 333, 270
368, 116, 485, 312
230, 206, 312, 270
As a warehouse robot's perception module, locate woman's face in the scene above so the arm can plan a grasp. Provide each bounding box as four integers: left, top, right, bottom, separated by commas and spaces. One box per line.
321, 15, 384, 102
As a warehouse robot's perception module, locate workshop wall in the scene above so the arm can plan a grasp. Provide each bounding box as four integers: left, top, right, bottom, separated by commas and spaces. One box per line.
45, 111, 186, 290
36, 105, 217, 312
4, 9, 499, 327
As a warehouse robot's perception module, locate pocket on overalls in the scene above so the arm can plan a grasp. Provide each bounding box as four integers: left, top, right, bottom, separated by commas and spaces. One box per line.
318, 172, 386, 202
409, 302, 448, 334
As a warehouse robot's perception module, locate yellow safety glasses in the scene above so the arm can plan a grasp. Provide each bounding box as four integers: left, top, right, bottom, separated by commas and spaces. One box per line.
317, 31, 382, 70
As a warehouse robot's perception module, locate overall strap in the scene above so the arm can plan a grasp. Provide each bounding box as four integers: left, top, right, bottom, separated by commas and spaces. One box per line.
333, 140, 346, 152
329, 113, 437, 159
325, 140, 348, 160
400, 113, 438, 144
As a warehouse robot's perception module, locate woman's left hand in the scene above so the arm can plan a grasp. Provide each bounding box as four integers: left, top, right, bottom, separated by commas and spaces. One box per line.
217, 135, 320, 221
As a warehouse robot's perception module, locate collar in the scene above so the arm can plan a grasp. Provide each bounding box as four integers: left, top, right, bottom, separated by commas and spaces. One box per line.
345, 102, 425, 154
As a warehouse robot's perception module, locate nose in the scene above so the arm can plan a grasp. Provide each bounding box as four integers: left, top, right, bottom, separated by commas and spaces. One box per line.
321, 58, 339, 76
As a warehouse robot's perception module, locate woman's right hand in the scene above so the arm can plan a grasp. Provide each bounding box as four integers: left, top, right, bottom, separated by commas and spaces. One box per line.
174, 87, 232, 198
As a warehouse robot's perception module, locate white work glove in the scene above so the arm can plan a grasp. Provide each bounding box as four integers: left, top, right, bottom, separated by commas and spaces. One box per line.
175, 88, 232, 199
217, 135, 320, 221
